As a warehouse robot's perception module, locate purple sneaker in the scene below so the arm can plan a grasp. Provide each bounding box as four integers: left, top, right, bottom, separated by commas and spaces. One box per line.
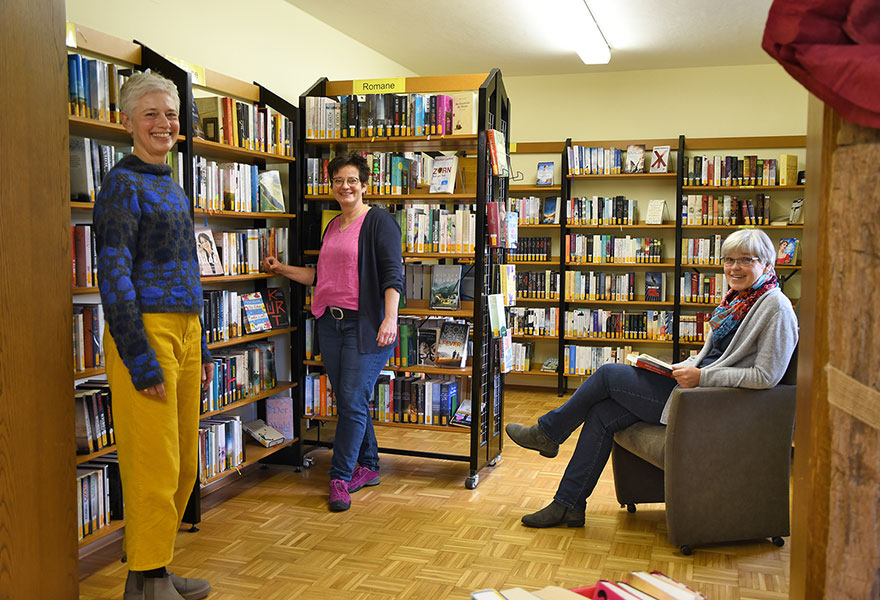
329, 479, 351, 511
348, 465, 381, 493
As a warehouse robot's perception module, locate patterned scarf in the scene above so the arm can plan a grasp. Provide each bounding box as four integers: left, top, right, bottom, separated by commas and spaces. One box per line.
708, 273, 778, 340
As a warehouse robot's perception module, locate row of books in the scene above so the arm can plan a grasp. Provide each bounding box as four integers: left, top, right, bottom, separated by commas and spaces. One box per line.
508, 341, 535, 373
194, 95, 294, 156
304, 91, 477, 139
486, 200, 520, 248
73, 304, 104, 372
564, 344, 635, 376
565, 270, 635, 302
509, 307, 559, 337
683, 193, 775, 225
567, 144, 670, 176
507, 195, 561, 225
565, 309, 674, 341
70, 137, 129, 202
509, 237, 552, 262
193, 159, 286, 213
202, 287, 289, 343
67, 53, 129, 122
200, 341, 277, 414
397, 206, 477, 253
195, 225, 288, 277
71, 224, 97, 288
568, 195, 639, 225
565, 235, 664, 264
682, 235, 724, 265
516, 270, 560, 299
682, 273, 728, 304
75, 382, 113, 453
402, 264, 473, 304
306, 152, 436, 195
680, 313, 713, 343
76, 455, 122, 541
198, 414, 244, 484
684, 153, 798, 186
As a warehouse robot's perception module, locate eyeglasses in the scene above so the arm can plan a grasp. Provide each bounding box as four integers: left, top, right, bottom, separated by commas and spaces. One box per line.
722, 256, 762, 267
332, 177, 361, 186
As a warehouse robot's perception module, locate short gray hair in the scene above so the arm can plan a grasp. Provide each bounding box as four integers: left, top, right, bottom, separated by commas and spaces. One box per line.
119, 71, 180, 115
721, 228, 776, 274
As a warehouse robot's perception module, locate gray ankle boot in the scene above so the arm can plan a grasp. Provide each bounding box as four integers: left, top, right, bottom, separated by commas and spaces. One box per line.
168, 572, 211, 600
522, 500, 585, 528
143, 574, 185, 600
505, 423, 559, 458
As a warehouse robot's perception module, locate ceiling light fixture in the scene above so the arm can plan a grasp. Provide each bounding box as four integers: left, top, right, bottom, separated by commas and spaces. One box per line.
572, 0, 611, 64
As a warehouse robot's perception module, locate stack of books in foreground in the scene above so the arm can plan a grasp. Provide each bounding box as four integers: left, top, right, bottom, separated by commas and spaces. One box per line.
472, 570, 705, 599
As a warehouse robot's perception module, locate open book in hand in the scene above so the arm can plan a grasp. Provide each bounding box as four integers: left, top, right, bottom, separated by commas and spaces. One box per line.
626, 353, 674, 377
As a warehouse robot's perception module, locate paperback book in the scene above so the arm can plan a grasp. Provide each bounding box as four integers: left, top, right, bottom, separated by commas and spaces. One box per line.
626, 352, 674, 377
649, 145, 670, 173
264, 287, 289, 328
241, 419, 285, 447
430, 264, 462, 310
536, 161, 554, 185
450, 398, 472, 427
776, 238, 799, 265
195, 226, 224, 276
241, 292, 272, 333
625, 144, 646, 174
257, 170, 285, 212
435, 321, 470, 368
429, 155, 458, 193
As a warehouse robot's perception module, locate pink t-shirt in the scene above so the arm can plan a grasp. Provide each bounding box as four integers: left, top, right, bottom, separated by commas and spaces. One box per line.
311, 212, 366, 318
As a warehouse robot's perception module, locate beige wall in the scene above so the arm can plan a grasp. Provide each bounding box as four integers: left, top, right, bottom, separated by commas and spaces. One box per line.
65, 0, 418, 103
505, 64, 808, 143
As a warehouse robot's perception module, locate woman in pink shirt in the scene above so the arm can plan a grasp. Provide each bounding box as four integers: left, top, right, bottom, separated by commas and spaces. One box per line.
264, 153, 402, 511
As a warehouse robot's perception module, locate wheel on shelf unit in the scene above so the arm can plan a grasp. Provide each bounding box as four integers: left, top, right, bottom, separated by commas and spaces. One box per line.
465, 474, 479, 490
303, 457, 314, 468
488, 454, 501, 467
772, 536, 785, 547
626, 504, 637, 513
680, 545, 693, 556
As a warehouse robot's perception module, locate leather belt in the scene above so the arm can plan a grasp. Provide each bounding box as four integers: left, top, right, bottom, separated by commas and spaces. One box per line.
328, 306, 358, 320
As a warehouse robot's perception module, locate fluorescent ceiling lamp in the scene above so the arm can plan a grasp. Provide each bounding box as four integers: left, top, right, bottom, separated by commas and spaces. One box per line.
570, 0, 611, 64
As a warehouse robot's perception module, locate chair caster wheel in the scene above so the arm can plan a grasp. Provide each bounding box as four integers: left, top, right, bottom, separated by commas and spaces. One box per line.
772, 536, 785, 547
680, 545, 693, 556
626, 504, 636, 513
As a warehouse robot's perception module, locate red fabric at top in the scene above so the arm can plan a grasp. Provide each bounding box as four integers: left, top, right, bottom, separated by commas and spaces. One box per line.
763, 0, 880, 128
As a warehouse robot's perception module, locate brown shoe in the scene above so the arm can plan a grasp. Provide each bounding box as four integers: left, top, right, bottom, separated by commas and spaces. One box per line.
505, 423, 559, 458
522, 500, 585, 528
125, 571, 210, 600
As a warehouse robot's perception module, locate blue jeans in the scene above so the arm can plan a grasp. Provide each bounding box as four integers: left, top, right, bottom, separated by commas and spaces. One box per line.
537, 363, 678, 510
318, 314, 394, 481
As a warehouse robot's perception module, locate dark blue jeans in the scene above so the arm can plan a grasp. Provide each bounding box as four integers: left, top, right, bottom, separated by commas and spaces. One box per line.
318, 314, 394, 481
537, 363, 678, 510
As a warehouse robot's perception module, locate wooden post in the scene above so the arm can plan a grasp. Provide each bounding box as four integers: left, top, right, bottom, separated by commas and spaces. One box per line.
790, 96, 880, 598
0, 0, 79, 597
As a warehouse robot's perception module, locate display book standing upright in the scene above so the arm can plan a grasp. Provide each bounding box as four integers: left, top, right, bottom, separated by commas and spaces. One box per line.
504, 142, 566, 383
296, 71, 509, 488
67, 24, 300, 552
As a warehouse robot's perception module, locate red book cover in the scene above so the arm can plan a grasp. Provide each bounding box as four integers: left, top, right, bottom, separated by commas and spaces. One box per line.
486, 201, 500, 247
702, 195, 709, 224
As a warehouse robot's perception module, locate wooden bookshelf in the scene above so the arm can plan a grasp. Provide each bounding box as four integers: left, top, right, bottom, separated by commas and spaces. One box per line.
305, 192, 476, 202
77, 519, 125, 549
509, 184, 562, 193
566, 262, 677, 269
207, 327, 295, 351
567, 296, 675, 307
191, 137, 295, 164
194, 209, 296, 220
73, 286, 99, 295
303, 359, 471, 377
308, 415, 470, 434
563, 336, 673, 345
566, 223, 677, 230
517, 223, 560, 229
200, 437, 299, 488
71, 201, 95, 211
200, 381, 296, 420
568, 173, 677, 180
200, 273, 273, 283
76, 445, 117, 465
305, 134, 478, 152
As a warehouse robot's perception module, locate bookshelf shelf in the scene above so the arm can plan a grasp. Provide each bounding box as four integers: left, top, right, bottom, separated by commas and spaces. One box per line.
566, 262, 677, 269
566, 297, 675, 307
516, 297, 560, 304
191, 138, 295, 164
77, 519, 125, 549
305, 134, 478, 152
68, 115, 131, 144
73, 286, 99, 295
305, 193, 477, 202
303, 359, 471, 378
402, 252, 475, 260
517, 223, 560, 229
200, 437, 299, 488
508, 368, 559, 377
511, 334, 559, 341
200, 381, 296, 420
200, 273, 273, 283
564, 336, 672, 345
76, 445, 117, 465
568, 173, 677, 180
683, 185, 804, 191
207, 327, 295, 351
509, 184, 562, 192
75, 367, 105, 379
681, 262, 802, 270
681, 224, 804, 230
193, 209, 296, 220
566, 223, 677, 230
307, 415, 470, 434
71, 201, 95, 211
509, 259, 558, 266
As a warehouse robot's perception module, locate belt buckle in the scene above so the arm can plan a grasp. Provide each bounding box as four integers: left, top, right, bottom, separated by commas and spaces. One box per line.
330, 306, 344, 320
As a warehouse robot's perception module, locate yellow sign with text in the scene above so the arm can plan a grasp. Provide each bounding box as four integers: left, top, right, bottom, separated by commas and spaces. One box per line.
352, 78, 406, 94
163, 55, 207, 87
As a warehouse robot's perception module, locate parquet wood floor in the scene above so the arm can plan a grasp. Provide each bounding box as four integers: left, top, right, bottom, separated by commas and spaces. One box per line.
79, 388, 790, 599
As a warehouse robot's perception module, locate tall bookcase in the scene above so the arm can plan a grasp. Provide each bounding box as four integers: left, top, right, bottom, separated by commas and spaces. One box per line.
67, 23, 301, 552
296, 71, 509, 488
501, 135, 806, 393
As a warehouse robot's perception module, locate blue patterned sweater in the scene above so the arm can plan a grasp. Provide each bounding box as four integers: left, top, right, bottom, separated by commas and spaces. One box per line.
94, 154, 210, 390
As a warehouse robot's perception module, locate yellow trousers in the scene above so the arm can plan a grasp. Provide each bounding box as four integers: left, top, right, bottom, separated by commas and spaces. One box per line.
103, 313, 202, 571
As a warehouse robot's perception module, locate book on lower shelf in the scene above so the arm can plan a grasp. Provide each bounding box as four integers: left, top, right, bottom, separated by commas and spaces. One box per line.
195, 226, 224, 276
241, 419, 285, 447
430, 264, 462, 310
241, 292, 272, 333
429, 154, 458, 193
776, 238, 799, 265
626, 353, 674, 377
435, 321, 471, 368
536, 161, 554, 185
450, 398, 472, 427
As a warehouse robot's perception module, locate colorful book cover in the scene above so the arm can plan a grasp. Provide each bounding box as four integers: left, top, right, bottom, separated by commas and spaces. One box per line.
264, 287, 289, 328
257, 170, 285, 212
430, 264, 462, 310
536, 161, 554, 185
195, 226, 224, 276
626, 144, 646, 174
429, 154, 458, 193
776, 238, 798, 265
241, 292, 272, 333
435, 321, 470, 368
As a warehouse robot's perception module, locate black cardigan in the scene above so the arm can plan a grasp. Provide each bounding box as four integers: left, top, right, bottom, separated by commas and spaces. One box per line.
317, 207, 403, 353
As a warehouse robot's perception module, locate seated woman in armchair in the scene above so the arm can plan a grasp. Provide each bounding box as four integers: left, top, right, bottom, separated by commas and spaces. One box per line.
506, 228, 798, 528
